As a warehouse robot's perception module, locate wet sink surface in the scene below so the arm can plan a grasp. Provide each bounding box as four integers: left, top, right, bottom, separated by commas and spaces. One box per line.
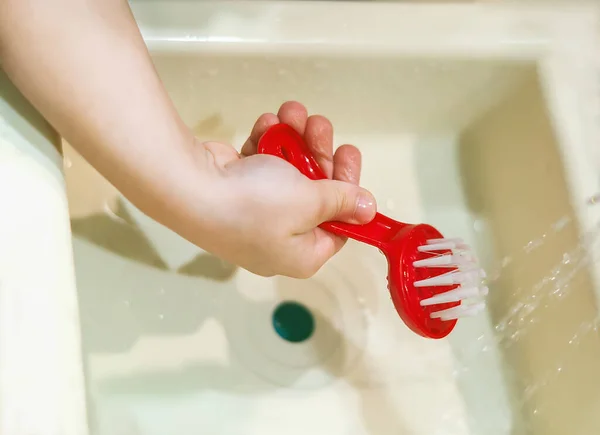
63, 2, 600, 434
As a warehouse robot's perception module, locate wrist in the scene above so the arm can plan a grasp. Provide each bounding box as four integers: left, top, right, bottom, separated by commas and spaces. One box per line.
135, 138, 231, 254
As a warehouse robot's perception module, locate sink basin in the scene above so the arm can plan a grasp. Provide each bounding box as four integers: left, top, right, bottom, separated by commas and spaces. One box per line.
3, 1, 600, 435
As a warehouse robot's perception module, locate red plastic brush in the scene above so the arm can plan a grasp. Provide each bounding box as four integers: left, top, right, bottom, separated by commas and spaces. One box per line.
257, 123, 487, 339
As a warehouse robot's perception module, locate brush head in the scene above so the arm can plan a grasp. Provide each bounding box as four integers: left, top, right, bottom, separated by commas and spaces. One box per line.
387, 224, 487, 339
257, 122, 487, 339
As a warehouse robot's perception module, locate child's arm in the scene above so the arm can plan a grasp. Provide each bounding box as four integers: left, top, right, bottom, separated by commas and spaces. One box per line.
0, 0, 193, 214
0, 0, 376, 278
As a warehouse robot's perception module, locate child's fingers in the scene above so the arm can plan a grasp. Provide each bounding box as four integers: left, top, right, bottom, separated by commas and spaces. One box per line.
240, 112, 278, 156
333, 145, 362, 185
305, 115, 334, 179
277, 101, 308, 135
241, 100, 307, 157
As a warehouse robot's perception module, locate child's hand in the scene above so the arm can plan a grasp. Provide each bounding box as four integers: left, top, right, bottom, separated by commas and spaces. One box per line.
173, 102, 377, 278
0, 0, 375, 278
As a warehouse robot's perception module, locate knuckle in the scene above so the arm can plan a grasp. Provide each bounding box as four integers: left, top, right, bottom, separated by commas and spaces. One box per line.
324, 185, 348, 218
335, 190, 345, 214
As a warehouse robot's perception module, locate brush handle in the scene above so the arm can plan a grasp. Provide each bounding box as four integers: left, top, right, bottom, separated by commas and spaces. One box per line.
257, 123, 409, 250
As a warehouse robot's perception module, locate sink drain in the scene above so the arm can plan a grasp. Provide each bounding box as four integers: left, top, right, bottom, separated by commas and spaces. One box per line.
272, 301, 315, 343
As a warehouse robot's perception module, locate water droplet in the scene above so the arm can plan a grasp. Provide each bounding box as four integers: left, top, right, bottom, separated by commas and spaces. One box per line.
524, 238, 543, 253
158, 314, 164, 320
562, 253, 571, 264
158, 288, 165, 296
587, 193, 600, 205
123, 300, 130, 307
552, 216, 571, 231
63, 156, 72, 168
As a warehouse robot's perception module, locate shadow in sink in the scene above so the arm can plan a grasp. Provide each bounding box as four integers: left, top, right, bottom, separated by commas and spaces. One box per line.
72, 230, 409, 433
93, 308, 349, 394
90, 295, 408, 435
71, 198, 237, 282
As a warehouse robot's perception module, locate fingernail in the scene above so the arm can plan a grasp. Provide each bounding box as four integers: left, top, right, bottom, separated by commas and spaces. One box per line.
356, 193, 376, 223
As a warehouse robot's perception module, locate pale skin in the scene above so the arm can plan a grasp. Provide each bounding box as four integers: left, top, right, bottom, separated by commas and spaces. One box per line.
0, 0, 377, 278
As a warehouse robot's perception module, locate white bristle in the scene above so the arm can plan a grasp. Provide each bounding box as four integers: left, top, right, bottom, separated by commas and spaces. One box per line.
429, 305, 466, 320
430, 301, 486, 321
419, 239, 472, 253
413, 238, 488, 321
413, 253, 475, 268
463, 269, 483, 283
455, 262, 481, 273
418, 242, 456, 252
414, 273, 456, 287
420, 286, 481, 306
426, 238, 463, 245
443, 302, 486, 321
413, 254, 452, 267
461, 252, 475, 262
414, 269, 483, 287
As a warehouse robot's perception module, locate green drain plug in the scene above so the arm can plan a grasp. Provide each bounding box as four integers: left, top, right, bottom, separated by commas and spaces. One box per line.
272, 301, 315, 343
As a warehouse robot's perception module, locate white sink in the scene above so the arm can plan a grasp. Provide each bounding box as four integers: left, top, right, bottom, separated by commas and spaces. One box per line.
3, 1, 600, 435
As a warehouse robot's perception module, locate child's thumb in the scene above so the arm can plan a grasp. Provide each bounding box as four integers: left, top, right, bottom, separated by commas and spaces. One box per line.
317, 180, 377, 225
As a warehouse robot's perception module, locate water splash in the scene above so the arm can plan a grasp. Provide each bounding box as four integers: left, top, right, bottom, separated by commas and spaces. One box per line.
452, 195, 600, 431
